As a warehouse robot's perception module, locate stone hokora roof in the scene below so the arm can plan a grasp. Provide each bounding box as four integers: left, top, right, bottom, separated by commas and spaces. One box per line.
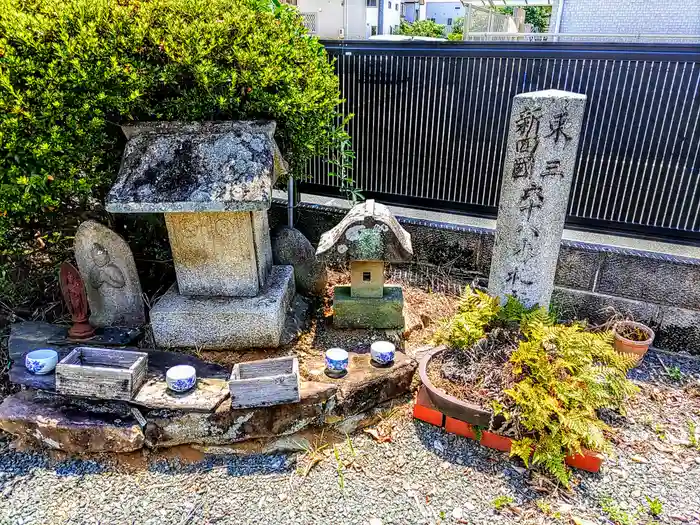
106, 121, 288, 213
316, 200, 413, 263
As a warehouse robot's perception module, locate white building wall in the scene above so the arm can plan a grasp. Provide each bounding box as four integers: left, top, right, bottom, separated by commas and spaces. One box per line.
297, 0, 402, 38
426, 1, 463, 32
551, 0, 700, 40
296, 0, 345, 39
367, 0, 403, 35
296, 0, 367, 39
366, 6, 378, 34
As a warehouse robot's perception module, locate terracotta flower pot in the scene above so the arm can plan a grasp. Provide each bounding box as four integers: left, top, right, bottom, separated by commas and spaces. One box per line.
612, 321, 654, 364
418, 346, 505, 429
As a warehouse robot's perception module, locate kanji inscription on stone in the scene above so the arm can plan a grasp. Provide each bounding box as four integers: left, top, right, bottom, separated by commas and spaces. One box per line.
488, 90, 587, 308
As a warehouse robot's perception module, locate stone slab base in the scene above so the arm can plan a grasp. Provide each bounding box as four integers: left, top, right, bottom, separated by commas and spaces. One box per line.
0, 354, 418, 452
150, 265, 295, 349
0, 391, 143, 454
333, 285, 404, 329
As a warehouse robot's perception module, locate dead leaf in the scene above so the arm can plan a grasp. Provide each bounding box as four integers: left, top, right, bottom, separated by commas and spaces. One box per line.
364, 428, 392, 443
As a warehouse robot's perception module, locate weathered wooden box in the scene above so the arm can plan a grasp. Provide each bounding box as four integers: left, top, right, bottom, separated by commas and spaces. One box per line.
229, 356, 300, 409
56, 347, 148, 401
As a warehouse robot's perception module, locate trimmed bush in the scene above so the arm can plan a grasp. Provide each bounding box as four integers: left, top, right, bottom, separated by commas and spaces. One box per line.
0, 0, 343, 306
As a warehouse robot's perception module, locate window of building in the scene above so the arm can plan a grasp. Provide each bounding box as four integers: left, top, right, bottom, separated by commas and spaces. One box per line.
362, 272, 371, 282
389, 25, 393, 34
455, 5, 460, 8
429, 17, 435, 22
371, 25, 378, 35
447, 18, 452, 25
367, 0, 377, 6
388, 1, 391, 8
395, 3, 398, 10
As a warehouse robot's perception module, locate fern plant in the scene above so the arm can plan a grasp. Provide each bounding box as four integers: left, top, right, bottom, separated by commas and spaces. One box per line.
434, 287, 499, 349
435, 287, 638, 486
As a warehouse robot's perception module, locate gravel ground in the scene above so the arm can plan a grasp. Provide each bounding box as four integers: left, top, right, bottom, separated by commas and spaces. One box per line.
1, 349, 699, 525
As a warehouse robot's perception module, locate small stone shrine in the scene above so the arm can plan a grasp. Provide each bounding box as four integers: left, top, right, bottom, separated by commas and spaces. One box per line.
488, 89, 587, 308
316, 200, 413, 329
74, 220, 145, 328
106, 121, 294, 349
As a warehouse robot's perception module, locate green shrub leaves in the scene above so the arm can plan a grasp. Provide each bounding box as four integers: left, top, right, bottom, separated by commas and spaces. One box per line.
0, 0, 342, 256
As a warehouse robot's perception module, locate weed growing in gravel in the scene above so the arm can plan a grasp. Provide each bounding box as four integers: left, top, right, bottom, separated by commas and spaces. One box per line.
535, 500, 551, 514
667, 366, 683, 382
653, 423, 667, 441
687, 420, 698, 448
535, 500, 562, 519
491, 495, 514, 511
600, 497, 635, 525
600, 496, 663, 525
333, 445, 345, 490
645, 496, 663, 517
297, 434, 329, 478
345, 433, 356, 457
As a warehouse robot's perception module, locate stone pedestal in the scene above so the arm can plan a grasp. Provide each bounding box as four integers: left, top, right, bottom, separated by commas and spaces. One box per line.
333, 285, 404, 329
151, 265, 294, 349
488, 89, 587, 308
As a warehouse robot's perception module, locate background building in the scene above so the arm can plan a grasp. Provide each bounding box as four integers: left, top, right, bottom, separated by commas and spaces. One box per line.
550, 0, 700, 41
425, 1, 464, 33
295, 0, 404, 38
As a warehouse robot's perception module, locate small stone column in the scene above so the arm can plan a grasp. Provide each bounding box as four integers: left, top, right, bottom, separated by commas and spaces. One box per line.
488, 89, 587, 308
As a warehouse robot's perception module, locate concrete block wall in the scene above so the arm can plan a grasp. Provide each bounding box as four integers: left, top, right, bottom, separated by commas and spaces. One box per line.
271, 201, 700, 355
551, 0, 700, 40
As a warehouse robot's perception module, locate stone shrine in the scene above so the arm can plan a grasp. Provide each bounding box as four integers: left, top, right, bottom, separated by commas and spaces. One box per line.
488, 89, 587, 308
106, 121, 294, 349
316, 200, 413, 329
74, 220, 145, 328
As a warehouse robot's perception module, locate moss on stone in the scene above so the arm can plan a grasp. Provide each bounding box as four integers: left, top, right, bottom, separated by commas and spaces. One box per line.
333, 285, 404, 329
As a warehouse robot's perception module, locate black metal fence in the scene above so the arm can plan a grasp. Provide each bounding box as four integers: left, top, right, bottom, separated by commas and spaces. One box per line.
302, 40, 700, 243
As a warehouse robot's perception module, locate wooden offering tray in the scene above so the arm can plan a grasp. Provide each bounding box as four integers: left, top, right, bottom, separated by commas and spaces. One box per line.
56, 347, 148, 401
229, 356, 300, 409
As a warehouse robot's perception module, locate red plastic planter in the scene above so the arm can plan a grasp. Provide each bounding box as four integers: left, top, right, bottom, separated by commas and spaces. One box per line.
413, 386, 445, 427
413, 386, 603, 473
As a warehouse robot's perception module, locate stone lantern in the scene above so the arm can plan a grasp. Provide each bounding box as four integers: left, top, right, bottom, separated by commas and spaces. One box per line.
316, 200, 413, 329
106, 121, 294, 349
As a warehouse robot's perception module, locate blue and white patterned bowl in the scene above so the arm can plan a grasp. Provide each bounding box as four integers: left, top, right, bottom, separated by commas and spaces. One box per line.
371, 341, 395, 365
25, 349, 58, 375
166, 365, 196, 393
325, 348, 349, 376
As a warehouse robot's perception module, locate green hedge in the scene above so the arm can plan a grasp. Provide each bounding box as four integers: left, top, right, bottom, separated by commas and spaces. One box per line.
0, 0, 344, 306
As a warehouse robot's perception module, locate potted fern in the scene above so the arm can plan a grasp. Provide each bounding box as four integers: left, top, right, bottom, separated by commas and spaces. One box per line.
419, 287, 638, 485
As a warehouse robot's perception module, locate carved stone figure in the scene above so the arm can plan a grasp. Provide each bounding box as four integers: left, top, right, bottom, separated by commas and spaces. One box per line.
74, 221, 145, 328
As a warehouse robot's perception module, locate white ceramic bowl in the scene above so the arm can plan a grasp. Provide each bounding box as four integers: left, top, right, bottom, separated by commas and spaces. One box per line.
325, 348, 349, 375
370, 341, 395, 365
166, 365, 197, 392
25, 349, 59, 375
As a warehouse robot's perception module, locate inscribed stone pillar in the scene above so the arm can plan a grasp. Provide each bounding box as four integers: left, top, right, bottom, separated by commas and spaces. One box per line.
488, 89, 587, 308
